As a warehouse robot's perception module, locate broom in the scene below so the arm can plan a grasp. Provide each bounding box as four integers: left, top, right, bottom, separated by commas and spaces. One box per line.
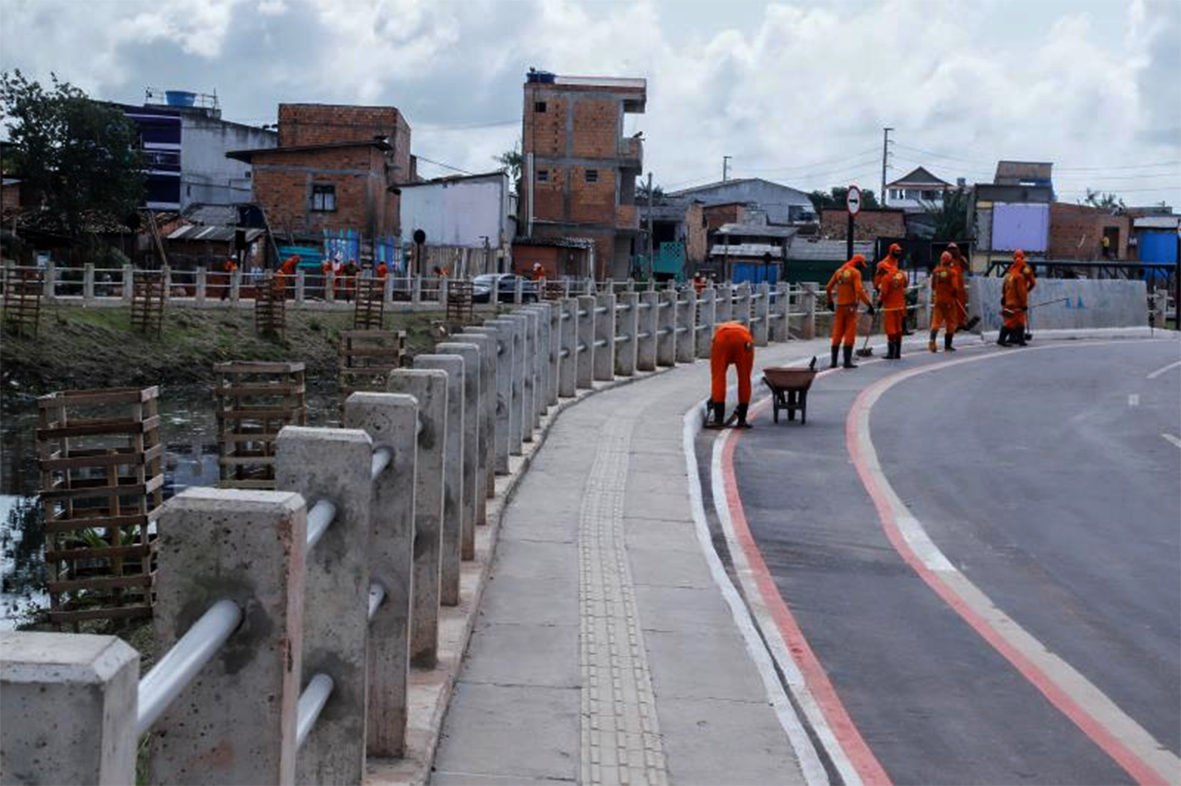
855, 307, 879, 357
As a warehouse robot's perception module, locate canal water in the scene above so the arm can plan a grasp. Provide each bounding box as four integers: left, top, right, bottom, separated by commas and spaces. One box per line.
0, 385, 340, 628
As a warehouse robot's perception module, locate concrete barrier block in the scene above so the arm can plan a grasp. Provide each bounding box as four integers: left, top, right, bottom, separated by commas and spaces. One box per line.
801, 283, 817, 340
735, 282, 752, 327
637, 291, 659, 371
656, 290, 676, 367
524, 302, 556, 412
615, 292, 639, 377
519, 309, 543, 431
344, 393, 417, 758
1, 632, 138, 786
503, 313, 534, 443
676, 288, 697, 363
971, 277, 1150, 331
276, 427, 373, 785
577, 295, 596, 388
463, 326, 510, 476
769, 283, 789, 342
593, 293, 616, 381
150, 489, 306, 785
436, 343, 481, 560
412, 355, 464, 607
558, 298, 578, 397
458, 331, 498, 505
715, 283, 733, 324
385, 369, 447, 667
753, 282, 770, 346
697, 287, 717, 358
487, 317, 524, 453
545, 303, 561, 405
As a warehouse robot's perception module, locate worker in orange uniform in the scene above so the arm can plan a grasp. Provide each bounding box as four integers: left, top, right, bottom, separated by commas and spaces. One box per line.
875, 243, 902, 292
705, 322, 755, 429
878, 262, 909, 359
825, 254, 874, 369
928, 251, 961, 352
531, 262, 547, 283
999, 253, 1030, 347
692, 272, 707, 294
947, 243, 970, 329
221, 256, 238, 300
375, 260, 389, 280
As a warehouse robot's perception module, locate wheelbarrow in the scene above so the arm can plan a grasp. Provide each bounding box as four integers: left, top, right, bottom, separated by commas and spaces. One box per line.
762, 359, 818, 424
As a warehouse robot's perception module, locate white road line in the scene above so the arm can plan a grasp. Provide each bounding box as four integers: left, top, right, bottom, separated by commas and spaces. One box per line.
681, 404, 829, 786
1162, 433, 1181, 450
1146, 360, 1181, 380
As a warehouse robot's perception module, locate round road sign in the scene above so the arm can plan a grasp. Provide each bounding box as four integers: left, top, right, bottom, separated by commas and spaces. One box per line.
846, 185, 862, 216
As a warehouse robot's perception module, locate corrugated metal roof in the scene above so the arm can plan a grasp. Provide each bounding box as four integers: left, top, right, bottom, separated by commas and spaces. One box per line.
709, 244, 783, 258
716, 223, 798, 238
183, 204, 238, 225
786, 239, 874, 261
166, 225, 265, 243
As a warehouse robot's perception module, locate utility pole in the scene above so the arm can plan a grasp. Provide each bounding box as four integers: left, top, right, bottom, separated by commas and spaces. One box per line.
881, 127, 893, 207
722, 156, 732, 182
646, 172, 655, 280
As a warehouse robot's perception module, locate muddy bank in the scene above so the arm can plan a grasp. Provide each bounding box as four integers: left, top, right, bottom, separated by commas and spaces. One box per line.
0, 303, 456, 397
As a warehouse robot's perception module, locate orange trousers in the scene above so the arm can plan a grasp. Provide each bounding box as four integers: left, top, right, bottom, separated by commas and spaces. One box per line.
831, 304, 859, 347
931, 302, 958, 335
711, 324, 754, 404
883, 307, 905, 340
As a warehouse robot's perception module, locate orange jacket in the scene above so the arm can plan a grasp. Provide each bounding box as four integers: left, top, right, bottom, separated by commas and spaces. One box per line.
874, 244, 902, 292
223, 259, 237, 273
1003, 261, 1029, 312
280, 255, 299, 276
931, 253, 960, 307
878, 267, 908, 310
826, 256, 872, 307
376, 262, 389, 279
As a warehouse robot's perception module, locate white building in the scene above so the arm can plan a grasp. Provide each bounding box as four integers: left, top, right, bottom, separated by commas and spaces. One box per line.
884, 166, 954, 212
399, 172, 514, 250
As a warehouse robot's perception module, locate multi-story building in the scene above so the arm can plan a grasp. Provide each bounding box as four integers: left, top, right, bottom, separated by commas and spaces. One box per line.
518, 71, 646, 279
883, 166, 953, 212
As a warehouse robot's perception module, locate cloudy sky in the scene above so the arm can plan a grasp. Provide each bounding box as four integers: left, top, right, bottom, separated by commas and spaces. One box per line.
2, 0, 1178, 205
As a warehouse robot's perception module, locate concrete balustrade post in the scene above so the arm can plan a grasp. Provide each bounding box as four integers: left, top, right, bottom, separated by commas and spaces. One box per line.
637, 290, 659, 371
576, 295, 596, 388
697, 286, 716, 358
343, 393, 418, 758
162, 264, 173, 299
295, 269, 306, 304
149, 489, 306, 785
276, 427, 373, 786
753, 282, 771, 346
485, 318, 523, 454
735, 282, 751, 327
546, 304, 561, 404
43, 261, 56, 300
385, 369, 447, 667
439, 277, 449, 305
83, 263, 96, 303
196, 267, 208, 304
715, 282, 733, 323
615, 292, 639, 377
769, 282, 789, 342
436, 343, 481, 560
121, 263, 133, 304
558, 298, 578, 397
412, 275, 422, 304
230, 268, 242, 303
413, 356, 465, 607
518, 309, 543, 433
503, 313, 534, 442
676, 288, 696, 363
463, 326, 510, 475
1, 632, 139, 786
526, 302, 555, 411
656, 290, 676, 367
593, 292, 616, 381
801, 283, 817, 340
457, 332, 497, 507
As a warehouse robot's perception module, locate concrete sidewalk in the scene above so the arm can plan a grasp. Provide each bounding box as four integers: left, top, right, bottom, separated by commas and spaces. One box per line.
432, 339, 834, 786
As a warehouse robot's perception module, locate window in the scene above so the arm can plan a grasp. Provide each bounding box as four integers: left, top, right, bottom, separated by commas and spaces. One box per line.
585, 168, 599, 183
890, 189, 902, 200
537, 169, 550, 183
921, 189, 941, 201
311, 184, 336, 212
534, 101, 547, 113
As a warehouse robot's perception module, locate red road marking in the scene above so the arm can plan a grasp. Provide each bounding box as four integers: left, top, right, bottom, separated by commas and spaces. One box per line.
721, 391, 893, 786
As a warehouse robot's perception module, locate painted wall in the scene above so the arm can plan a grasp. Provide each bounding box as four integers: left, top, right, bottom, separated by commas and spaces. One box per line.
970, 277, 1147, 330
991, 203, 1049, 252
181, 116, 276, 208
399, 174, 511, 249
1137, 231, 1178, 266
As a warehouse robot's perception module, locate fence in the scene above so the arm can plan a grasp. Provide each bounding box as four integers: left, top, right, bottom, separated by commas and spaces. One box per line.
2, 281, 822, 784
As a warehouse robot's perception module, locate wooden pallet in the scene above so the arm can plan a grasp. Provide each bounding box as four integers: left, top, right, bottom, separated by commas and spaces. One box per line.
214, 362, 306, 489
37, 387, 163, 626
543, 282, 566, 301
2, 268, 43, 338
353, 276, 385, 330
254, 273, 286, 336
446, 279, 474, 324
131, 271, 166, 336
339, 330, 407, 401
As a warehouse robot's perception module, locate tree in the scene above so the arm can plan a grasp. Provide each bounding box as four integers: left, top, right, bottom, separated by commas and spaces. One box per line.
636, 180, 664, 203
807, 186, 880, 214
494, 141, 523, 196
925, 187, 971, 242
0, 70, 144, 237
1082, 189, 1125, 211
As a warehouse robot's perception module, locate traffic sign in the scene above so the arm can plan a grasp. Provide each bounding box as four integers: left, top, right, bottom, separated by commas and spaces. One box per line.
847, 185, 862, 216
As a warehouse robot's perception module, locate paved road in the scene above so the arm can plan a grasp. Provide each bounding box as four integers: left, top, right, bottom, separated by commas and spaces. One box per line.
716, 339, 1181, 784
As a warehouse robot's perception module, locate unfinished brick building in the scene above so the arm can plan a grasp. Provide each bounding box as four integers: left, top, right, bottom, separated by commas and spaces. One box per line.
518, 72, 646, 279
228, 104, 412, 243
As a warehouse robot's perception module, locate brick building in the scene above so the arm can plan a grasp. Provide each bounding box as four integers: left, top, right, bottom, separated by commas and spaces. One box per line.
227, 104, 412, 244
820, 207, 906, 241
1048, 202, 1131, 260
518, 72, 646, 279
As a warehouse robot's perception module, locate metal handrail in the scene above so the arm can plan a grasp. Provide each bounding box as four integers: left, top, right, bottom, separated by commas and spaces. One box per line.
613, 334, 631, 343
306, 499, 338, 549
371, 447, 392, 480
136, 599, 243, 736
296, 674, 334, 749
593, 338, 608, 348
368, 583, 386, 621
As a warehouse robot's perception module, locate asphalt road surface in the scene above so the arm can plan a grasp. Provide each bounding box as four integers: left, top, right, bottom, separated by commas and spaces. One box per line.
713, 338, 1181, 785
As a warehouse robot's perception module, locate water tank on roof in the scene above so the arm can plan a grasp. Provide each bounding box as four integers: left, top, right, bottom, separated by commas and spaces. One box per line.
526, 69, 556, 84
165, 91, 197, 107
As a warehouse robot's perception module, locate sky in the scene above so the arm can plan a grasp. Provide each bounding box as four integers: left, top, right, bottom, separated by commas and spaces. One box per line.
1, 0, 1179, 206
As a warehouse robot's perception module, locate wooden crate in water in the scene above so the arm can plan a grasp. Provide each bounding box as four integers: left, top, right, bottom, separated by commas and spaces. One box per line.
2, 267, 43, 338
37, 386, 163, 626
214, 362, 306, 489
338, 330, 407, 401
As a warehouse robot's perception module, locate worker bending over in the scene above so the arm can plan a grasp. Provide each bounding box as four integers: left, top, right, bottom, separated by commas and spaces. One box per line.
999, 252, 1030, 347
826, 254, 874, 369
928, 252, 961, 352
706, 321, 755, 429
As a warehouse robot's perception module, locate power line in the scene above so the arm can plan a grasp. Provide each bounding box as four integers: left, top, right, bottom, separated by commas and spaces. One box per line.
414, 155, 475, 176
734, 147, 880, 174
894, 142, 1181, 176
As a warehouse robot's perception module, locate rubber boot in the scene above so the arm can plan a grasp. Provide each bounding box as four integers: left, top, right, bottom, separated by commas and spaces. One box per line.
830, 345, 840, 369
842, 345, 858, 369
891, 339, 902, 359
945, 334, 956, 352
997, 327, 1010, 346
705, 400, 725, 428
734, 402, 752, 429
1015, 330, 1028, 347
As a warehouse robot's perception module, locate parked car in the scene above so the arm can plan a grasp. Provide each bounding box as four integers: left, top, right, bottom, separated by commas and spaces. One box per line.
472, 274, 539, 303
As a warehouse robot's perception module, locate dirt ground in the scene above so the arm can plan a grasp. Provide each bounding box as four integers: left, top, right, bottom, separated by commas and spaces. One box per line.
0, 302, 481, 397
